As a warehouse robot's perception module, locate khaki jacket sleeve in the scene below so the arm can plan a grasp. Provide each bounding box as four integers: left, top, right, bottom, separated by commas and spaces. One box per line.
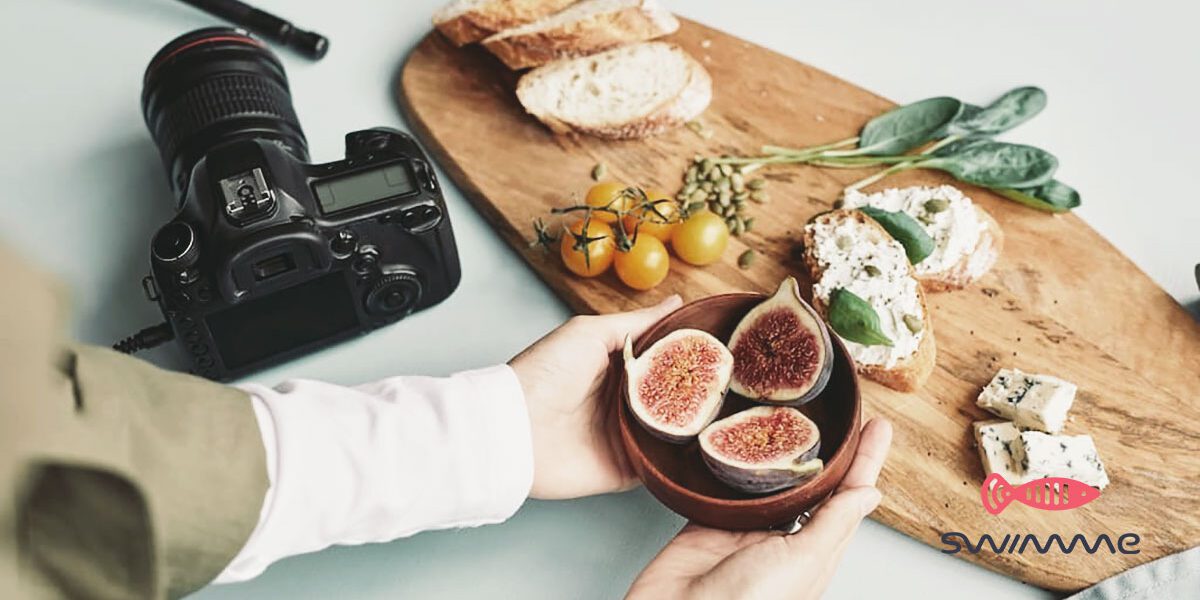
1, 244, 269, 599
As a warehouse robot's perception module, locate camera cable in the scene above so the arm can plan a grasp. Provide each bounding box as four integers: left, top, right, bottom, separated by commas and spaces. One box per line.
113, 323, 175, 354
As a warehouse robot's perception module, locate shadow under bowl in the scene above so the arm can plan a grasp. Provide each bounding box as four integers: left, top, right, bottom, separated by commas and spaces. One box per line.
618, 292, 862, 530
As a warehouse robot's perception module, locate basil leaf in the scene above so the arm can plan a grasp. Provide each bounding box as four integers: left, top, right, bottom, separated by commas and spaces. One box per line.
857, 97, 963, 156
827, 288, 893, 347
922, 141, 1058, 188
947, 87, 1046, 137
859, 206, 935, 265
994, 180, 1081, 213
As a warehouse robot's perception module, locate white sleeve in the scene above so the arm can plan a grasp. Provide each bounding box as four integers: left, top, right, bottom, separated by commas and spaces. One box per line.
213, 364, 533, 583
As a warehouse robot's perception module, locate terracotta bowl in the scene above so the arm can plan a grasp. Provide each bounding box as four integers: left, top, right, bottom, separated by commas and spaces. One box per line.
617, 292, 862, 530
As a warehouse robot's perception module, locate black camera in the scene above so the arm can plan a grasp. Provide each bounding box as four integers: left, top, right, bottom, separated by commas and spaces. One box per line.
139, 28, 460, 381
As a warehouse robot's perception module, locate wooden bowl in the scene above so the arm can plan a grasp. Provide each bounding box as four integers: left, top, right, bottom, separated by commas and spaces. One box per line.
617, 292, 862, 530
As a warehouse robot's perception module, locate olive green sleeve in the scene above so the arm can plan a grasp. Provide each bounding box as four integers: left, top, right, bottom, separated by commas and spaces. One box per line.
3, 245, 268, 599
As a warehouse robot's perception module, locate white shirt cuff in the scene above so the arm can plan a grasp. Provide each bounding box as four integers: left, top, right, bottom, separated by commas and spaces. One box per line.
215, 364, 532, 583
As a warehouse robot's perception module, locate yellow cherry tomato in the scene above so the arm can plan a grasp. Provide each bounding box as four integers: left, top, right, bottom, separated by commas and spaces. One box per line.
615, 235, 671, 291
585, 181, 633, 223
621, 189, 680, 242
671, 209, 729, 266
560, 219, 615, 277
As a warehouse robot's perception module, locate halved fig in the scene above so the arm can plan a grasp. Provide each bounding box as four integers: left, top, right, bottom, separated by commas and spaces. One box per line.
624, 328, 734, 443
727, 277, 833, 405
699, 406, 824, 495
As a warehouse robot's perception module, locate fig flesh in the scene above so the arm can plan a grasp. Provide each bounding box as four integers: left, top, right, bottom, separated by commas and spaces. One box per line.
699, 406, 823, 495
728, 277, 833, 405
624, 329, 734, 443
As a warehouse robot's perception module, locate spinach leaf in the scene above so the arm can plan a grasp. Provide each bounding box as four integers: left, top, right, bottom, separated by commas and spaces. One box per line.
947, 86, 1046, 137
827, 288, 893, 347
995, 180, 1081, 213
859, 206, 935, 264
921, 141, 1058, 188
857, 97, 963, 156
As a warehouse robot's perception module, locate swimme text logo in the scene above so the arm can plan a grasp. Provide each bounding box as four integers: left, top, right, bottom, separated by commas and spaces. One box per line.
940, 532, 1140, 555
940, 472, 1140, 555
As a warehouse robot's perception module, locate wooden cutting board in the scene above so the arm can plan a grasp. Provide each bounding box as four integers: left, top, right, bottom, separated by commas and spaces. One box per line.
397, 19, 1200, 592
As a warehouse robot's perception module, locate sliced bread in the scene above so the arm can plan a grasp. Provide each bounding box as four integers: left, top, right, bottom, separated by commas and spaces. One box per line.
803, 209, 937, 392
515, 41, 711, 139
433, 0, 579, 46
482, 0, 679, 69
841, 185, 1004, 292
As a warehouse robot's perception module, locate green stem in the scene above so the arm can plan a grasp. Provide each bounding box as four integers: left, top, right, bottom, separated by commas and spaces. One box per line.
761, 136, 859, 157
813, 155, 927, 165
844, 161, 923, 192
921, 134, 960, 156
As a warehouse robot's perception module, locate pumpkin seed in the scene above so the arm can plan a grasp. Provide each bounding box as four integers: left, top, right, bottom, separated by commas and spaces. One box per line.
686, 201, 708, 213
864, 264, 881, 277
747, 178, 767, 191
682, 182, 699, 196
743, 217, 755, 231
688, 189, 709, 204
719, 164, 734, 177
701, 158, 715, 173
924, 198, 950, 213
733, 219, 746, 236
750, 190, 769, 204
591, 163, 607, 181
731, 173, 745, 192
903, 314, 925, 333
717, 178, 732, 193
737, 249, 756, 269
718, 189, 733, 205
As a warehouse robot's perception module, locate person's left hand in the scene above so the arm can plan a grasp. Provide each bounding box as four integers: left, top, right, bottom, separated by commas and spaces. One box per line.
509, 294, 683, 500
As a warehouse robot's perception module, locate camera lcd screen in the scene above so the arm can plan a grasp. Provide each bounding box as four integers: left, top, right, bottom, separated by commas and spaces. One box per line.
314, 163, 416, 214
206, 272, 359, 370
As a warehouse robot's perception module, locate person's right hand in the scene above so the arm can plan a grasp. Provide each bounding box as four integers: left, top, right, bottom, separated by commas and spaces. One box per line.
626, 418, 893, 600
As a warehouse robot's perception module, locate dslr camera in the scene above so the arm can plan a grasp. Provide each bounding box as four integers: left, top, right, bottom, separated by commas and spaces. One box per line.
138, 28, 460, 380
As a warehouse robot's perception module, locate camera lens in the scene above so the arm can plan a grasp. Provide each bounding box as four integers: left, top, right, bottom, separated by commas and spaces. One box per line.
142, 27, 308, 200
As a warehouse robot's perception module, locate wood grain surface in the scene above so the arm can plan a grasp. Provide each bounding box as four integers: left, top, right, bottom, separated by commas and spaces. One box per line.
397, 19, 1200, 591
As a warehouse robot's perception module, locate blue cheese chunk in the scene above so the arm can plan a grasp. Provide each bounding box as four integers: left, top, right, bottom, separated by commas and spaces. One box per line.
1011, 431, 1109, 489
973, 420, 1029, 485
976, 368, 1076, 433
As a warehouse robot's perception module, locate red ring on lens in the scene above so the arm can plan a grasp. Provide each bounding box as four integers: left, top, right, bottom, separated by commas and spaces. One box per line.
146, 34, 263, 81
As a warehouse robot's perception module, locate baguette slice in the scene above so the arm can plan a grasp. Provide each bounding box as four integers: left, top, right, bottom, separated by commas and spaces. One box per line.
803, 209, 937, 392
482, 0, 679, 69
433, 0, 578, 46
516, 41, 711, 139
841, 185, 1004, 292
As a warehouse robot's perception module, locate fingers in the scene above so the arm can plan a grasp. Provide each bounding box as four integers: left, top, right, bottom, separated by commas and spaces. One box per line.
583, 294, 683, 353
837, 418, 894, 492
785, 486, 881, 555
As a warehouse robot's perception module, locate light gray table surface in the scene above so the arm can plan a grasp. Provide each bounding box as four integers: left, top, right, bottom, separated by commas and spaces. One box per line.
2, 1, 1196, 598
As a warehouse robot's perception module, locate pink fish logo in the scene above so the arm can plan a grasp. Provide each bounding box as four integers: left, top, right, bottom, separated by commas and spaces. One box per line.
981, 473, 1101, 515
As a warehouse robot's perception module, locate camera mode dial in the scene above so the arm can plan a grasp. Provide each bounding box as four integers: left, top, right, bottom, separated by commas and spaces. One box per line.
365, 271, 422, 317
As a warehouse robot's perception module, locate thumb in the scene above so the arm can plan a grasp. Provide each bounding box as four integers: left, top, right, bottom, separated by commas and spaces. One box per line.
593, 294, 683, 353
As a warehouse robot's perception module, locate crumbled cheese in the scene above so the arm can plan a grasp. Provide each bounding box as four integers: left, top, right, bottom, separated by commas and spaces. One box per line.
807, 217, 924, 368
977, 368, 1077, 433
1011, 431, 1109, 489
841, 185, 986, 276
974, 420, 1028, 484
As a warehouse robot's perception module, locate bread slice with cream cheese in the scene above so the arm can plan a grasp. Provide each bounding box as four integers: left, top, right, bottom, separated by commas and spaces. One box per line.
515, 41, 711, 139
433, 0, 579, 46
841, 185, 1003, 292
481, 0, 679, 69
803, 209, 936, 392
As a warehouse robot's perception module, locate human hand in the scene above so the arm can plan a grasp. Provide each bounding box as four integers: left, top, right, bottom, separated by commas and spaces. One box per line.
626, 418, 894, 600
509, 294, 684, 500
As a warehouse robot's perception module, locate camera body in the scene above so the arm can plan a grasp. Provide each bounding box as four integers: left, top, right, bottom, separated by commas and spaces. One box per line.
140, 29, 459, 380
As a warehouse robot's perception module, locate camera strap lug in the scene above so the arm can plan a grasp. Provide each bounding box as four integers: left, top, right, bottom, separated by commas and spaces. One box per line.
142, 275, 161, 302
